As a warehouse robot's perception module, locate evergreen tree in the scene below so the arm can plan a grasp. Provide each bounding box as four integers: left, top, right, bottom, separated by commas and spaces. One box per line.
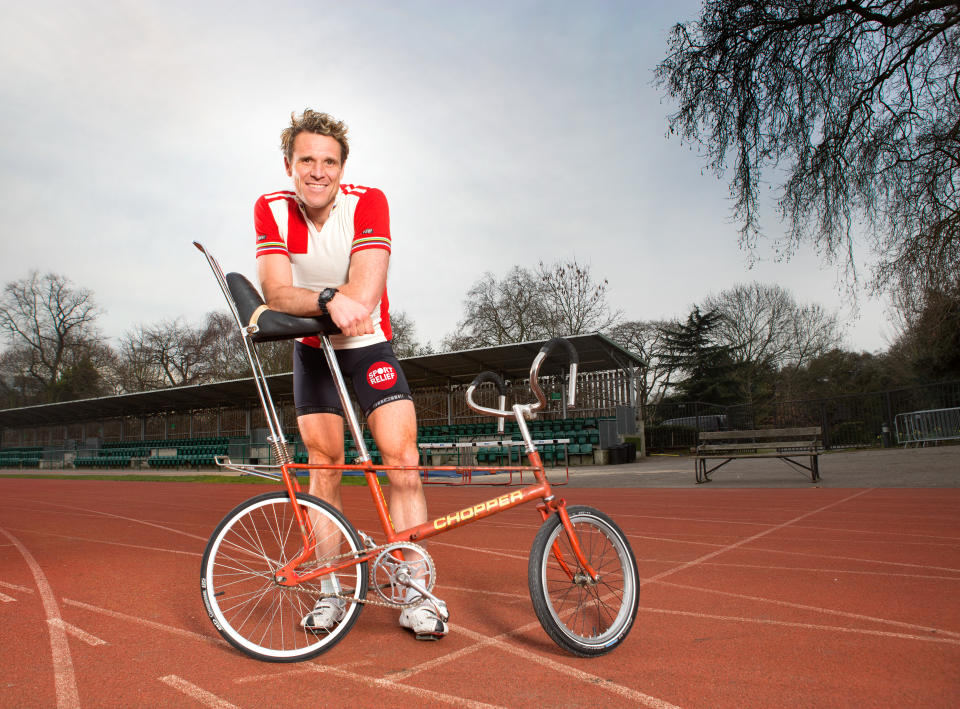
659, 307, 738, 405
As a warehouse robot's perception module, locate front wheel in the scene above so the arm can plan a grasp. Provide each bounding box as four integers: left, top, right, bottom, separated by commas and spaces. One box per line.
528, 505, 639, 656
201, 491, 368, 662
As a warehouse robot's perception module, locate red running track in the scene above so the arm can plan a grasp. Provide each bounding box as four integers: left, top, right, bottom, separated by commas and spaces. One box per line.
1, 479, 958, 708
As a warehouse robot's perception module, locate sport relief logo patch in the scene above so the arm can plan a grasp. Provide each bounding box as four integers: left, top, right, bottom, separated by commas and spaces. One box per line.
367, 361, 398, 390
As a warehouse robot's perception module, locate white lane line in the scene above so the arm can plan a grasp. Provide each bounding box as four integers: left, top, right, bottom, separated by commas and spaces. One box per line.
385, 637, 497, 681
442, 585, 527, 601
4, 527, 200, 557
48, 618, 107, 646
0, 527, 80, 709
159, 675, 240, 709
8, 498, 208, 541
67, 507, 209, 541
452, 623, 682, 709
62, 598, 220, 647
387, 601, 679, 709
643, 489, 876, 585
0, 592, 16, 602
636, 557, 960, 581
652, 579, 960, 639
742, 546, 960, 574
306, 663, 508, 709
631, 532, 960, 574
619, 513, 960, 543
430, 540, 527, 561
235, 659, 374, 684
642, 606, 960, 645
0, 580, 35, 593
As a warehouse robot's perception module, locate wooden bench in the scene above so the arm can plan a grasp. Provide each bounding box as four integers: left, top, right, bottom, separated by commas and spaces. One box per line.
694, 427, 822, 484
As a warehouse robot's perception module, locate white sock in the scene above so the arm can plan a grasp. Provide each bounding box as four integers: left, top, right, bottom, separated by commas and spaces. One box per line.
320, 573, 341, 595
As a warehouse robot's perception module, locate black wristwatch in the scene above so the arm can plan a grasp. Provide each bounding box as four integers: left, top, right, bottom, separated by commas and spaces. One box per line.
317, 287, 339, 315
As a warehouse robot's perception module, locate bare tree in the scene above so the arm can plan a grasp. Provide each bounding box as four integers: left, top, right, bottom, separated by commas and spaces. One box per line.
114, 325, 165, 392
0, 271, 103, 401
389, 310, 433, 358
703, 282, 843, 402
537, 258, 622, 336
149, 319, 207, 386
444, 267, 551, 349
606, 319, 677, 410
789, 302, 847, 369
200, 311, 257, 379
704, 283, 842, 369
201, 310, 293, 378
656, 1, 960, 300
115, 311, 294, 391
444, 260, 622, 351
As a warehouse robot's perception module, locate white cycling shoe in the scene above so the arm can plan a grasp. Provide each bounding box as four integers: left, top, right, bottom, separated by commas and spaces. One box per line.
399, 597, 449, 640
301, 596, 347, 632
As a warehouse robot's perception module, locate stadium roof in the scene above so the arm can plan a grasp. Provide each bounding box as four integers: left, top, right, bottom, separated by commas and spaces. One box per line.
0, 334, 642, 428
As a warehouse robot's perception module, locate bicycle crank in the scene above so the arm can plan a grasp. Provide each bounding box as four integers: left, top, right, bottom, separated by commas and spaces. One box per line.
371, 542, 438, 608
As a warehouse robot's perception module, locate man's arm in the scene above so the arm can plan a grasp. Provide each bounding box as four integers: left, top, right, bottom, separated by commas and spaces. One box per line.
257, 250, 388, 338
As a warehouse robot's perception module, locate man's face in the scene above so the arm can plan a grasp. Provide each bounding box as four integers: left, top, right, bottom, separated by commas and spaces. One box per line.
285, 132, 344, 219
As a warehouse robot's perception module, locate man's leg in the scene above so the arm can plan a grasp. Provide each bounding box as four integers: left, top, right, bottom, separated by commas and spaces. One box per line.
368, 399, 448, 639
367, 399, 424, 531
298, 412, 345, 511
297, 412, 348, 630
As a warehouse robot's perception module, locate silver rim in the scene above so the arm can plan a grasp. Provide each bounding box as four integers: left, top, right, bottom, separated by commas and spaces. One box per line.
539, 513, 636, 648
203, 496, 363, 658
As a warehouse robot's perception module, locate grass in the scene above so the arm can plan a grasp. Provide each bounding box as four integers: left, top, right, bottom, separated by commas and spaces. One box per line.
0, 472, 385, 484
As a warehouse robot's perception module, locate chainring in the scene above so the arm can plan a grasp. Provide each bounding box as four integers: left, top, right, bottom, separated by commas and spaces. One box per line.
371, 542, 437, 607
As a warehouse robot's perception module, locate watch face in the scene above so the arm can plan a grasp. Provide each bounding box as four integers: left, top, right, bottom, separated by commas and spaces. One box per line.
318, 288, 338, 313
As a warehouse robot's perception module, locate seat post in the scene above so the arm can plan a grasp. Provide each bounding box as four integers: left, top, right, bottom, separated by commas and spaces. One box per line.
319, 335, 371, 462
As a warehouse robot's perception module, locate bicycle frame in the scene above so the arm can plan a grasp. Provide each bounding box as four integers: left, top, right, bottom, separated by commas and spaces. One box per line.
193, 241, 598, 591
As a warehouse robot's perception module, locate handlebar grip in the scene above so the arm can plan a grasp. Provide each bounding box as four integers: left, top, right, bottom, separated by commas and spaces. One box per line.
529, 336, 579, 411
538, 336, 579, 365
469, 371, 508, 395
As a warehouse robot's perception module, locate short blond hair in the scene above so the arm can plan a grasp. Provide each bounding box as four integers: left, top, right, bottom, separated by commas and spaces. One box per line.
280, 109, 349, 164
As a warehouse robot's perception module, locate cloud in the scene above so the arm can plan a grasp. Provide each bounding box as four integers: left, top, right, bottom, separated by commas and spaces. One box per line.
0, 0, 891, 356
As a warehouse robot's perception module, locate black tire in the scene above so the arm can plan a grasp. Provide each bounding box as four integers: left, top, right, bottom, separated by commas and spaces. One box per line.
201, 491, 368, 662
528, 505, 639, 656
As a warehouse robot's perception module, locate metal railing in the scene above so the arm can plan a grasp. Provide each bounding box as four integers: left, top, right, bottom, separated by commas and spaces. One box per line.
643, 379, 960, 451
895, 407, 960, 447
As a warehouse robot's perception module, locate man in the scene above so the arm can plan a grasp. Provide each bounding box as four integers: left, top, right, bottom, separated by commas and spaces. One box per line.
254, 109, 447, 639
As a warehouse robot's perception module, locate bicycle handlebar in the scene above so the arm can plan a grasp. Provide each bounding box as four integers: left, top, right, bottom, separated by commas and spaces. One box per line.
464, 337, 579, 420
464, 371, 510, 422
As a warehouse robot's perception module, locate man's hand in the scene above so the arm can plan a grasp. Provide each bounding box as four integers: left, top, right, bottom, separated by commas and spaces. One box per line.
326, 292, 375, 337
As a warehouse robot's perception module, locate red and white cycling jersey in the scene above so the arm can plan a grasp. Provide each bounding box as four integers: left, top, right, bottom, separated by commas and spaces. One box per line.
254, 184, 393, 350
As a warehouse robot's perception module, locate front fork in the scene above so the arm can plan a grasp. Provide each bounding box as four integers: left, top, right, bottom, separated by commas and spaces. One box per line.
536, 499, 600, 584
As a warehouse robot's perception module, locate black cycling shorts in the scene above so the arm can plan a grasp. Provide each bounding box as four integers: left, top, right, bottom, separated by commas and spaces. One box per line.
293, 340, 413, 419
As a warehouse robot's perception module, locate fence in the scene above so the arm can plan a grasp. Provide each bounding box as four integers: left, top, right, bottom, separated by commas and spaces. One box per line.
0, 367, 636, 464
895, 407, 960, 446
643, 379, 960, 452
412, 369, 631, 428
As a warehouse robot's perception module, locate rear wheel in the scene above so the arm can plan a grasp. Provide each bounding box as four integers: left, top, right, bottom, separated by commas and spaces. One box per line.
528, 505, 639, 656
201, 491, 368, 662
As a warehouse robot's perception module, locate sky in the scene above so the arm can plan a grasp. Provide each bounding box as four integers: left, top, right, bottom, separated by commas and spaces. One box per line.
0, 0, 896, 355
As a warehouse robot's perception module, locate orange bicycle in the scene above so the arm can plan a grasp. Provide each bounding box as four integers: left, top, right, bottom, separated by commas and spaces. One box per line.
195, 242, 639, 662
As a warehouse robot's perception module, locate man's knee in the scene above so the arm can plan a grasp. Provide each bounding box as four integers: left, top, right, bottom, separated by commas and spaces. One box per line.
382, 445, 419, 469
307, 449, 344, 466
387, 468, 423, 496
309, 468, 343, 501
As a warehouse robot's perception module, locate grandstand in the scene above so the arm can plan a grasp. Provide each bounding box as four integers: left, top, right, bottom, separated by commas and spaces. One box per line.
0, 334, 642, 470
